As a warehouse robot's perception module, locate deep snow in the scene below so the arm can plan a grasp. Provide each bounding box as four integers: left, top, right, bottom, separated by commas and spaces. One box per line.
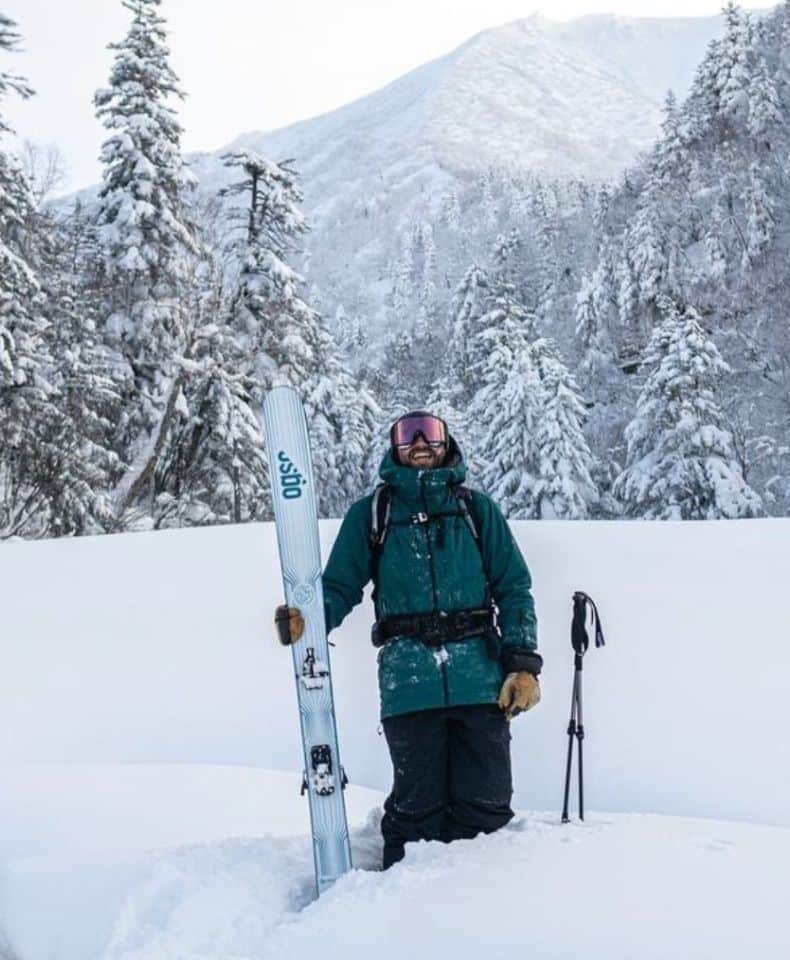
2, 767, 788, 960
1, 517, 789, 958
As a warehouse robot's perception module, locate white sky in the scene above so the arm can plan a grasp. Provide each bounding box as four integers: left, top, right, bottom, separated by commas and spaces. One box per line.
1, 0, 773, 194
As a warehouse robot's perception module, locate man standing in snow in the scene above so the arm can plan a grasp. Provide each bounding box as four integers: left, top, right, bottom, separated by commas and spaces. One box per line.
277, 411, 541, 868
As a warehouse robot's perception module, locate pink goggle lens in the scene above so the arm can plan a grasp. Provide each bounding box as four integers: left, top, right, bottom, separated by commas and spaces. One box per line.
391, 415, 447, 448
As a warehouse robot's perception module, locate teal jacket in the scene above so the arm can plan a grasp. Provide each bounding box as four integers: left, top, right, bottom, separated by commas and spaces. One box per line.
322, 443, 540, 719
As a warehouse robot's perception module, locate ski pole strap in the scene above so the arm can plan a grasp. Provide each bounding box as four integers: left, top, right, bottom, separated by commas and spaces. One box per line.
372, 606, 501, 659
571, 591, 605, 658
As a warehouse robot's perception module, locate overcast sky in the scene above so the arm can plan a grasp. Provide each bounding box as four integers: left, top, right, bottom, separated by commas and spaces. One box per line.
1, 0, 772, 194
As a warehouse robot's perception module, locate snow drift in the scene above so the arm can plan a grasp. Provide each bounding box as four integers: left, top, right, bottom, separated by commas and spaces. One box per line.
1, 517, 789, 958
2, 518, 788, 826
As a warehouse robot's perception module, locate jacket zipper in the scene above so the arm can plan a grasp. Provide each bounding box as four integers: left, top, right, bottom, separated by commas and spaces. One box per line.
419, 475, 449, 706
419, 475, 440, 612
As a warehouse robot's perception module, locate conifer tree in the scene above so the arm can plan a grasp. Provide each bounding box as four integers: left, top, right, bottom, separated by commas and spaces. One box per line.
469, 294, 543, 518
0, 16, 55, 536
390, 229, 415, 327
628, 177, 671, 327
222, 152, 321, 397
531, 338, 598, 519
28, 202, 129, 535
304, 335, 380, 515
94, 0, 199, 516
613, 298, 762, 519
0, 14, 37, 397
443, 265, 491, 407
575, 265, 616, 404
416, 221, 438, 328
718, 2, 752, 124
221, 150, 376, 517
703, 201, 729, 281
150, 319, 270, 527
439, 187, 462, 234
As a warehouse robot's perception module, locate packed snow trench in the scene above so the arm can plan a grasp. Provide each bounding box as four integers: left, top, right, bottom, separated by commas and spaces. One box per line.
1, 519, 789, 958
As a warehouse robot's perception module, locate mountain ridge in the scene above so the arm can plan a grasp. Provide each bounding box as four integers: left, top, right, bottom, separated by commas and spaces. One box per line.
83, 12, 740, 333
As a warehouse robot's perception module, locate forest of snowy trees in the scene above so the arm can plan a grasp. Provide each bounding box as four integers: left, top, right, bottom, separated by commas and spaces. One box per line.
1, 0, 789, 539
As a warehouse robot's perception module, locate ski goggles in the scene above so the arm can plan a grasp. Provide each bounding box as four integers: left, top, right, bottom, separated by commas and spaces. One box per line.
390, 413, 448, 448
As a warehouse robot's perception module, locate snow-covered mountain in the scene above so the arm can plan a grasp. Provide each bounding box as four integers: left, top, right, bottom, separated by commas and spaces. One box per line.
533, 12, 754, 102
182, 11, 736, 330
192, 12, 733, 207
68, 11, 756, 338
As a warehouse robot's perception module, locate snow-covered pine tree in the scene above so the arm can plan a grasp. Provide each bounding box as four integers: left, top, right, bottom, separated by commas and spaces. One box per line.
0, 18, 116, 538
423, 370, 485, 479
575, 234, 619, 404
615, 250, 642, 371
0, 15, 57, 537
0, 14, 33, 129
531, 337, 598, 519
743, 160, 775, 268
221, 150, 376, 517
125, 188, 262, 528
390, 229, 416, 328
613, 298, 762, 520
150, 319, 270, 527
221, 152, 323, 396
626, 121, 683, 330
304, 333, 380, 515
575, 280, 610, 409
0, 18, 38, 395
703, 200, 729, 282
717, 2, 754, 124
94, 0, 199, 516
468, 293, 543, 518
439, 187, 462, 235
442, 265, 492, 408
747, 50, 782, 145
416, 221, 438, 329
480, 168, 499, 230
31, 212, 126, 534
530, 184, 561, 325
491, 229, 522, 290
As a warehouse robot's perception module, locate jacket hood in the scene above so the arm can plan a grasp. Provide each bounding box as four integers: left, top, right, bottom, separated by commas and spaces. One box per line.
378, 434, 467, 494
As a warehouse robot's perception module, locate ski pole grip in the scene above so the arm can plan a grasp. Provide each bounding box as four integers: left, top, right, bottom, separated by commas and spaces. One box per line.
571, 591, 606, 655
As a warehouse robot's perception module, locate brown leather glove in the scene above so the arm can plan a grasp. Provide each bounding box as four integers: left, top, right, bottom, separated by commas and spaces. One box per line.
275, 605, 304, 645
498, 672, 541, 720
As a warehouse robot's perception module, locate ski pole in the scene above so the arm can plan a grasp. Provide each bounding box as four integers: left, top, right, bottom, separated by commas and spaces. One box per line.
561, 591, 605, 823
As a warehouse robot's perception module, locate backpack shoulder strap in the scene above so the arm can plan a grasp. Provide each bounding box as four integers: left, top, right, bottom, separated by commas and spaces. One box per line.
453, 485, 494, 598
369, 484, 392, 609
370, 483, 392, 548
452, 485, 481, 542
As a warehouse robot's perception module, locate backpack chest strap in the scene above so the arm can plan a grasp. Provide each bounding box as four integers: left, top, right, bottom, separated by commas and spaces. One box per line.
387, 508, 466, 527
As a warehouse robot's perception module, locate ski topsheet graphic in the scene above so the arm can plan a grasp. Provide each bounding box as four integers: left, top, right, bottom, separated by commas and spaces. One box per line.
261, 385, 352, 895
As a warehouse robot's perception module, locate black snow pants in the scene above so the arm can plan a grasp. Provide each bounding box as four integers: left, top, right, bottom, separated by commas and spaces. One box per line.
380, 703, 514, 869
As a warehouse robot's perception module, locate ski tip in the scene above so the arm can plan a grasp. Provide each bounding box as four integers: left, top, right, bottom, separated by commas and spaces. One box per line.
265, 385, 301, 403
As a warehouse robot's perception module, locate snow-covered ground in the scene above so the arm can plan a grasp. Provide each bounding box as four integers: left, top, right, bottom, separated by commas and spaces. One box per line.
1, 518, 789, 958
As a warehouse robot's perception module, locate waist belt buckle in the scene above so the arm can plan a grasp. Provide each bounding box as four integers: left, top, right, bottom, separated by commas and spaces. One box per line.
423, 612, 448, 647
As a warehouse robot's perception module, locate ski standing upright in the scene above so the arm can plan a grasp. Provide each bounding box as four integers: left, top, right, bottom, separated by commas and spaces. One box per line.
261, 385, 352, 895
